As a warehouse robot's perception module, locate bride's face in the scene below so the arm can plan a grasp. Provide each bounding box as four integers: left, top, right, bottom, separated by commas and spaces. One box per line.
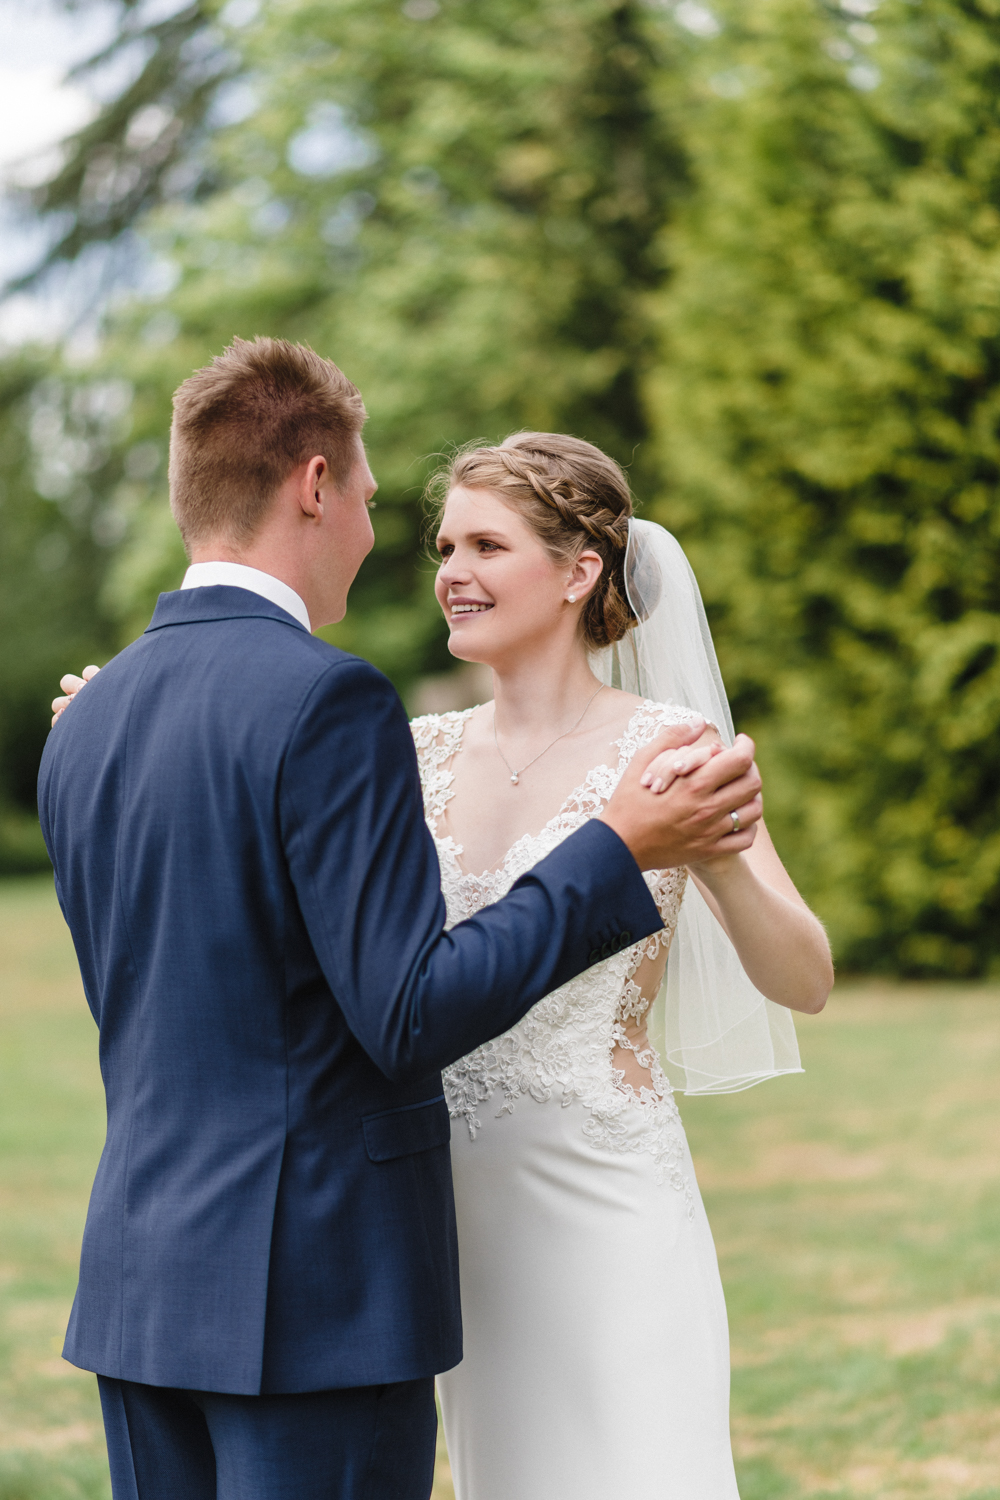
434, 486, 600, 665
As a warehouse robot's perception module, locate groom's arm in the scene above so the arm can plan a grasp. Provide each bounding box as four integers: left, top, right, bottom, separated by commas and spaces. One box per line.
280, 657, 662, 1081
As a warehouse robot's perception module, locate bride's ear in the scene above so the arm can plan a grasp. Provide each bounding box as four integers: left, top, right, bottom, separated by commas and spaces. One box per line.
565, 549, 604, 604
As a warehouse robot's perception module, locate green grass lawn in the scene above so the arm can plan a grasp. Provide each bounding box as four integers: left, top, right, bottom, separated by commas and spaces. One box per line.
0, 876, 997, 1499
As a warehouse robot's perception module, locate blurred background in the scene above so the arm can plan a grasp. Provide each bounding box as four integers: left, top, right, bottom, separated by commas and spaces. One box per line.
0, 1, 998, 1497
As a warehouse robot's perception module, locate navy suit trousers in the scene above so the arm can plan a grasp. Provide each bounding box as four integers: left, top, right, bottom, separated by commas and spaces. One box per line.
97, 1375, 437, 1500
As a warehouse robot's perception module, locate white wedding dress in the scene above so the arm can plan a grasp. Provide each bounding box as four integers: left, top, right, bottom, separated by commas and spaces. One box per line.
411, 701, 741, 1500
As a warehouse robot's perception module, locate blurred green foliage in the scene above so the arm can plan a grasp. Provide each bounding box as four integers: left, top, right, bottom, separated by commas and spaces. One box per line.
2, 0, 1000, 973
0, 358, 121, 871
649, 0, 1000, 971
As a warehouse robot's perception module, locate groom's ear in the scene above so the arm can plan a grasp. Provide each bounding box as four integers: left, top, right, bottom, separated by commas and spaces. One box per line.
294, 456, 329, 518
311, 458, 328, 507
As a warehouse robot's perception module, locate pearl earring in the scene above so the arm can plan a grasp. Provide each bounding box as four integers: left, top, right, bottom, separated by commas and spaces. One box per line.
567, 593, 577, 603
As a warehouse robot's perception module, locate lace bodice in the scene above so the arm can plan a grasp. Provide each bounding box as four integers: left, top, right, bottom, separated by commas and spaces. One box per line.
411, 701, 699, 1199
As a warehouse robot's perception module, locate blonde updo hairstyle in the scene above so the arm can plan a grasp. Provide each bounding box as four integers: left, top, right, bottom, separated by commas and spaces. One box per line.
430, 432, 638, 651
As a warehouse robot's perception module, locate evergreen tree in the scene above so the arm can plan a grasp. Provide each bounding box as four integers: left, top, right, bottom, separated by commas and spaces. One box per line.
648, 0, 1000, 972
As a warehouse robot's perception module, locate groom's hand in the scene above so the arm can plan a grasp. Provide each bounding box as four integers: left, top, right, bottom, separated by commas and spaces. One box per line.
600, 728, 762, 871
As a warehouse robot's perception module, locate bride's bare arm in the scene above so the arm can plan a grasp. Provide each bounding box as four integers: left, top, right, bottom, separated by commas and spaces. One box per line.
636, 722, 831, 1014
688, 826, 832, 1015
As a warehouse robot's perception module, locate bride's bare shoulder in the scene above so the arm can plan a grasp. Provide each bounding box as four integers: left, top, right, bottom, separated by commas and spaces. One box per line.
603, 690, 644, 710
593, 689, 646, 737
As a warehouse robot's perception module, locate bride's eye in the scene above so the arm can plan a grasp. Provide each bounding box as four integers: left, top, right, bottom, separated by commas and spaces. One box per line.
437, 543, 453, 559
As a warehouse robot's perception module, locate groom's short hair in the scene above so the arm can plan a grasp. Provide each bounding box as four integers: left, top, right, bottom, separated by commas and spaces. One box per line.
169, 336, 367, 549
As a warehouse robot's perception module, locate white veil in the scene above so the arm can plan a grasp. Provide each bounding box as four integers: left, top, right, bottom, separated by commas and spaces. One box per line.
591, 518, 802, 1094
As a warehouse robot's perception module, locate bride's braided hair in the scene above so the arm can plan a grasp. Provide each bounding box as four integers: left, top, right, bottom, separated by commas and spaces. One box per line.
430, 432, 638, 650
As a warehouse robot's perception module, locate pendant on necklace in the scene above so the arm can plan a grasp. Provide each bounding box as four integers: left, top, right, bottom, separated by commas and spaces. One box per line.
510, 773, 519, 785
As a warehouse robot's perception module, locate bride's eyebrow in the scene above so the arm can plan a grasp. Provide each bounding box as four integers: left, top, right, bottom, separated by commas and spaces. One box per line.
436, 528, 511, 550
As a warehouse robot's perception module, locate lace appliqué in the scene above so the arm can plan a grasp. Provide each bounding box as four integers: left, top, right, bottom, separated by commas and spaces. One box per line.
410, 709, 473, 828
412, 701, 701, 1210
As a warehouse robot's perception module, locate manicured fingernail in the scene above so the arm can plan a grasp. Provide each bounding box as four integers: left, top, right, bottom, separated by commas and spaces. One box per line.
651, 778, 664, 794
673, 759, 687, 772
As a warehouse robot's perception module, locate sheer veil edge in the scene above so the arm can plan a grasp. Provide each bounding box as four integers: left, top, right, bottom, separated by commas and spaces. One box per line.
590, 519, 802, 1095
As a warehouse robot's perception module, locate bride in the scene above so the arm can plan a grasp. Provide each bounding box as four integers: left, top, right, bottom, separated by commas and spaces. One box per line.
54, 430, 832, 1499
414, 432, 832, 1499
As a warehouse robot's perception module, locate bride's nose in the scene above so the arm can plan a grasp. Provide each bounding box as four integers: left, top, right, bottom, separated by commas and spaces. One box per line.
438, 550, 472, 586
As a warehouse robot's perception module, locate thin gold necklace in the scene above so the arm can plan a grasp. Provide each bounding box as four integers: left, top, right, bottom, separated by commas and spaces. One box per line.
493, 683, 605, 786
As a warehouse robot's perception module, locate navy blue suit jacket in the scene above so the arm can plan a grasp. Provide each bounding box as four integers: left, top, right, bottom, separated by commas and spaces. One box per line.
37, 587, 661, 1395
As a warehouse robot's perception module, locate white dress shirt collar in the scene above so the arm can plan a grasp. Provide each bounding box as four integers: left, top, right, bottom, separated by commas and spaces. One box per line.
180, 562, 311, 633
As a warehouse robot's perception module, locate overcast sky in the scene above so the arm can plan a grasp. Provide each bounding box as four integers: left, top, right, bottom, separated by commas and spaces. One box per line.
0, 1, 125, 346
0, 1, 117, 176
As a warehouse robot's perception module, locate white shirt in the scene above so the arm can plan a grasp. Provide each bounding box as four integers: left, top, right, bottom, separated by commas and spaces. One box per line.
180, 562, 311, 633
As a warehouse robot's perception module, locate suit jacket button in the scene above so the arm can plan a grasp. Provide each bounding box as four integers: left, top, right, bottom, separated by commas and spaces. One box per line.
589, 948, 601, 963
620, 930, 631, 945
601, 941, 612, 958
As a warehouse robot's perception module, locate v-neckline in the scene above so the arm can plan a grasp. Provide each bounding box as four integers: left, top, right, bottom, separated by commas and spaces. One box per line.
431, 701, 653, 883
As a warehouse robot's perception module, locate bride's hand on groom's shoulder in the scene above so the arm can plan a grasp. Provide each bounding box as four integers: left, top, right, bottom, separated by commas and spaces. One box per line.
600, 723, 763, 872
51, 665, 100, 726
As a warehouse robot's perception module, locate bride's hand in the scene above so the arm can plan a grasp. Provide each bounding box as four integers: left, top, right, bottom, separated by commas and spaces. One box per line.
51, 664, 100, 726
640, 725, 723, 795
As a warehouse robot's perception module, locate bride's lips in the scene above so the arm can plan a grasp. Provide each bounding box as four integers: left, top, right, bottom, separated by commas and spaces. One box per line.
448, 598, 494, 621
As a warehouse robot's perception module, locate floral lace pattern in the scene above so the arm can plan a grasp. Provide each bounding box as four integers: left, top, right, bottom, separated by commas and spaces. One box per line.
410, 702, 700, 1204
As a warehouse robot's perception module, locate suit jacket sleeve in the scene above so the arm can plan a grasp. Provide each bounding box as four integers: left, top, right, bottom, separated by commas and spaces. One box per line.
279, 656, 662, 1081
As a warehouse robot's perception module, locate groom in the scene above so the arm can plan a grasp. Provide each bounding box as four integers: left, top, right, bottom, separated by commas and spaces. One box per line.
39, 337, 762, 1500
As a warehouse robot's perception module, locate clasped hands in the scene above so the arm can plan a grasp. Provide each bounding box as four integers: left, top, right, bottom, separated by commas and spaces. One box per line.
600, 718, 763, 874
